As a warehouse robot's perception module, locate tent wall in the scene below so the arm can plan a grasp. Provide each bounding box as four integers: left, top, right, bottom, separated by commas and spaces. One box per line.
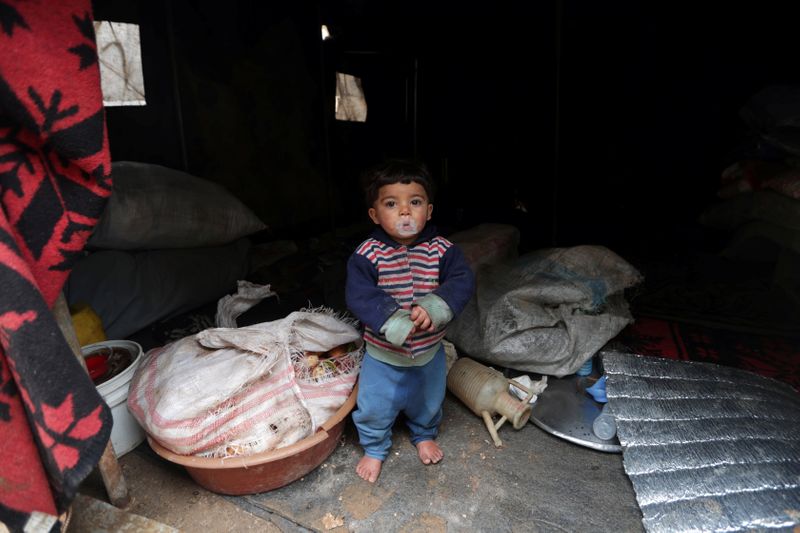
94, 1, 798, 248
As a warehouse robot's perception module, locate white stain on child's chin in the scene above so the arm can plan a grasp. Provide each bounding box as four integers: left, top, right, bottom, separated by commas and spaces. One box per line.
395, 219, 418, 237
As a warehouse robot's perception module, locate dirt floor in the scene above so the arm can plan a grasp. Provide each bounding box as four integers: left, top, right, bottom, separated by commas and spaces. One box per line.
74, 392, 644, 532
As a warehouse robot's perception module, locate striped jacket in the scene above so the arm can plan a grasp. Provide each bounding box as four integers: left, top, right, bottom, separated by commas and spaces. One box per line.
346, 225, 475, 365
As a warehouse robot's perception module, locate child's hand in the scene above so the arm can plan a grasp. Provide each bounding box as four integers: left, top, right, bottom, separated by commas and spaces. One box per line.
410, 306, 435, 332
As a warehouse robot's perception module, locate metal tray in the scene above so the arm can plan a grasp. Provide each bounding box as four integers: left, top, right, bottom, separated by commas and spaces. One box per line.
529, 374, 621, 453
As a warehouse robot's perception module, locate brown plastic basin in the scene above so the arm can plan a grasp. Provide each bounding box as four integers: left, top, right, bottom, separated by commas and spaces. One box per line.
147, 383, 358, 495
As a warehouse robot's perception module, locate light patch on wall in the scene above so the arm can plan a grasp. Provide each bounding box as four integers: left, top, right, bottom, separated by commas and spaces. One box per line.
321, 24, 331, 41
94, 21, 146, 106
335, 73, 366, 122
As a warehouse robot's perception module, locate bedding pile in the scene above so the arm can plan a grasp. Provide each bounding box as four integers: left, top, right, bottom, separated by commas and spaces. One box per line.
65, 161, 267, 339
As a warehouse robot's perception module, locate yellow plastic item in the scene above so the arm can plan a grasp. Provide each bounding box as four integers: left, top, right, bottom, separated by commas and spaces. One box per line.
70, 303, 106, 347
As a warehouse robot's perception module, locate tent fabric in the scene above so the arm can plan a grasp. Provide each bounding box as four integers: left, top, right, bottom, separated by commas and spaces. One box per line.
0, 2, 113, 530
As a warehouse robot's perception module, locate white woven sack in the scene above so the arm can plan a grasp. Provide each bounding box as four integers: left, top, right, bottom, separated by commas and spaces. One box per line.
280, 310, 363, 429
127, 310, 362, 457
127, 330, 307, 457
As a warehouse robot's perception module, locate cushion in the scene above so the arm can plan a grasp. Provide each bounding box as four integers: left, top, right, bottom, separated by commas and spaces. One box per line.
64, 239, 251, 339
88, 161, 267, 250
447, 223, 520, 270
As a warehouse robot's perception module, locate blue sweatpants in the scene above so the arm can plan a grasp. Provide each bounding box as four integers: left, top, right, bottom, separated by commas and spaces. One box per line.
352, 345, 446, 461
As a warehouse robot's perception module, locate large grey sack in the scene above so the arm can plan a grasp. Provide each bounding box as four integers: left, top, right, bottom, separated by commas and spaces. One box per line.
88, 161, 266, 250
446, 245, 642, 377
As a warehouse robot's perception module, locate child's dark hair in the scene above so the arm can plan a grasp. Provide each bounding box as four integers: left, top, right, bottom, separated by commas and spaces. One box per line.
361, 159, 435, 207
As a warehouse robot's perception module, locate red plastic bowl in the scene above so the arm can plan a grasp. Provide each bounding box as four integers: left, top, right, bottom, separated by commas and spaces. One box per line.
147, 384, 358, 495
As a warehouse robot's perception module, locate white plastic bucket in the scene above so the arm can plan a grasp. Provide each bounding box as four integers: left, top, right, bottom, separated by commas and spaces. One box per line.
82, 340, 145, 457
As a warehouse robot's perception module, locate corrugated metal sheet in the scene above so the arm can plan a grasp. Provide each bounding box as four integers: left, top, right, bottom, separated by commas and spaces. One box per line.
602, 350, 800, 532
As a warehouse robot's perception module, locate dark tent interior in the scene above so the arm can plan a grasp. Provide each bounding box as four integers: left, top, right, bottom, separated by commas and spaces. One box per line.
86, 0, 799, 344
7, 0, 800, 529
68, 0, 800, 520
91, 1, 794, 247
66, 0, 800, 528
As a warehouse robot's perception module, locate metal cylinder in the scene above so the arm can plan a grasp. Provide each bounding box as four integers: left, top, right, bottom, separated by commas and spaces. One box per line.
447, 357, 532, 430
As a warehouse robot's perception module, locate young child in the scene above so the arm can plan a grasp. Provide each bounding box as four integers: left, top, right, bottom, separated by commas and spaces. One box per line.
345, 159, 475, 483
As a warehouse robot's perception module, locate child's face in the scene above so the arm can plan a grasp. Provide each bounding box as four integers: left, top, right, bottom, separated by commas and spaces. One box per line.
369, 182, 433, 245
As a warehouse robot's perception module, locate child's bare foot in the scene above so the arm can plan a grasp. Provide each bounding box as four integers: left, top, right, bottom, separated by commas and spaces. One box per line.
356, 456, 383, 483
416, 440, 443, 465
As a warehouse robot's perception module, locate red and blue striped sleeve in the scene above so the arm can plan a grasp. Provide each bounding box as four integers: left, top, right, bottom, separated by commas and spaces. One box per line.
345, 252, 401, 332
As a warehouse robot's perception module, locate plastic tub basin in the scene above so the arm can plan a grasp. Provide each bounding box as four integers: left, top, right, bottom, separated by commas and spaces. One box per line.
148, 383, 358, 495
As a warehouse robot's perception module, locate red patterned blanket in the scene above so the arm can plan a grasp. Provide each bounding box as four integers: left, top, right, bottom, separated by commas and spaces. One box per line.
1, 1, 113, 530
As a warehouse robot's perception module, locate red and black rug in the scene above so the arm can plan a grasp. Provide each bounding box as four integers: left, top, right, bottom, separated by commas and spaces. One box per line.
616, 317, 800, 391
